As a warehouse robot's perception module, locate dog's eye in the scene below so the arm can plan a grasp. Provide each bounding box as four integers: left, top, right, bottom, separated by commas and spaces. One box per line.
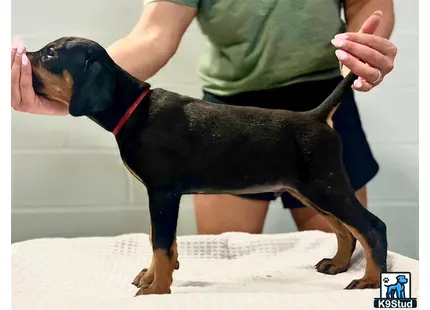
46, 47, 56, 58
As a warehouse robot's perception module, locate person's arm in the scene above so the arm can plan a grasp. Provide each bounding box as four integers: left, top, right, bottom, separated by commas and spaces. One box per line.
11, 1, 196, 115
107, 1, 197, 81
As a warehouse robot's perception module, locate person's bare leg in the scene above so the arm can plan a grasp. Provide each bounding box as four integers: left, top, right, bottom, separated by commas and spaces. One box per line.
290, 186, 368, 232
194, 194, 269, 234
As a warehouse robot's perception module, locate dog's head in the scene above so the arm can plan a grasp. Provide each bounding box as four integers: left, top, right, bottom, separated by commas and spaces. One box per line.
27, 37, 117, 117
396, 275, 408, 284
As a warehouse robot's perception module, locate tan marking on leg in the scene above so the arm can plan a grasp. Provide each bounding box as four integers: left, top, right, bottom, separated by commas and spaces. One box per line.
149, 223, 152, 245
345, 186, 382, 289
171, 238, 180, 270
315, 215, 356, 274
286, 189, 327, 215
132, 256, 155, 288
132, 224, 179, 288
326, 216, 356, 261
286, 189, 355, 275
132, 225, 154, 287
344, 225, 382, 288
287, 187, 382, 289
135, 249, 174, 295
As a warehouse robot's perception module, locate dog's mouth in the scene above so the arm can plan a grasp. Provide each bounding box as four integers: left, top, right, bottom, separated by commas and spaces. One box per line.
25, 52, 43, 95
25, 53, 74, 105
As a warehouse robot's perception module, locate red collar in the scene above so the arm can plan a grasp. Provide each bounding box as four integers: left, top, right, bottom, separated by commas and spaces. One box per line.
112, 89, 150, 136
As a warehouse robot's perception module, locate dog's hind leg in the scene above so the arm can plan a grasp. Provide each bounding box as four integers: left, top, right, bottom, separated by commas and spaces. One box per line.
315, 215, 357, 275
314, 215, 357, 275
297, 179, 387, 289
291, 151, 387, 289
287, 190, 356, 275
135, 189, 181, 296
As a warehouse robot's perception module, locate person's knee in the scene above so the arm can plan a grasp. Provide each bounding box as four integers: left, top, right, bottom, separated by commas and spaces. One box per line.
194, 194, 269, 235
290, 206, 334, 233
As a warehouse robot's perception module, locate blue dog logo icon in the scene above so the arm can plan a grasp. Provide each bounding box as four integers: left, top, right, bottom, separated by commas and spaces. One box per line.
384, 275, 408, 299
374, 272, 417, 308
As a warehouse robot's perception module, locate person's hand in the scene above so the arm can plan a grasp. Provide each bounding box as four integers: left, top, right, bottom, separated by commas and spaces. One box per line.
331, 11, 398, 92
11, 39, 68, 115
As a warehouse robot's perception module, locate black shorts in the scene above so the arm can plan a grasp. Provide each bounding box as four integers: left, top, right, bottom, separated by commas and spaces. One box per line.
202, 76, 380, 209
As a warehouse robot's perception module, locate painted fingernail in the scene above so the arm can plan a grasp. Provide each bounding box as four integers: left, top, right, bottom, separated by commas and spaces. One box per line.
354, 79, 362, 88
331, 38, 344, 47
335, 50, 348, 61
22, 54, 28, 66
17, 40, 24, 54
334, 34, 348, 40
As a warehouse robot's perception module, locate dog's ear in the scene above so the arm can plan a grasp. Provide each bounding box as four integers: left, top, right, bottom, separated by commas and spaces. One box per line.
69, 55, 116, 116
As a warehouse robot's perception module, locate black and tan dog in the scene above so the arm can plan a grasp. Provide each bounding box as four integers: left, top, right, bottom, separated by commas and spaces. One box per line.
25, 37, 388, 296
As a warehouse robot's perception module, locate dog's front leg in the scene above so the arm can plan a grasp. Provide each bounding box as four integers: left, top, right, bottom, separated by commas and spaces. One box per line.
132, 224, 180, 288
134, 189, 181, 296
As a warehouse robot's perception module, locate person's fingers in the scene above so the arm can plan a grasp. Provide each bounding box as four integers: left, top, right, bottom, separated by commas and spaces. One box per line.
11, 40, 18, 67
331, 38, 393, 75
335, 33, 397, 58
334, 11, 393, 91
11, 40, 25, 109
352, 77, 374, 92
20, 54, 36, 109
335, 50, 382, 84
358, 11, 382, 34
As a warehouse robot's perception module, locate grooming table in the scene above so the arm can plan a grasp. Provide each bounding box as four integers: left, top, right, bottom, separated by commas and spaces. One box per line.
12, 231, 419, 310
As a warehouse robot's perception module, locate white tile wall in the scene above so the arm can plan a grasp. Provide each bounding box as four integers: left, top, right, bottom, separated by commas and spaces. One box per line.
11, 0, 418, 259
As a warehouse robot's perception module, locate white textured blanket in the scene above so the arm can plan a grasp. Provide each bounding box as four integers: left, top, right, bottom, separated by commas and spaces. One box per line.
12, 231, 419, 310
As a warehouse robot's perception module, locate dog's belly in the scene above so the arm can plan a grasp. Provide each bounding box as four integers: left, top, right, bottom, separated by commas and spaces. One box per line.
183, 184, 291, 195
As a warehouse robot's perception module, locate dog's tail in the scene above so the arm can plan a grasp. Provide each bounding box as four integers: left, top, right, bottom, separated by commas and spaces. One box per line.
309, 71, 358, 126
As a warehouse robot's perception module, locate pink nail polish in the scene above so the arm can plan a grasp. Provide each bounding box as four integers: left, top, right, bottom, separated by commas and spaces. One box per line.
17, 40, 24, 54
334, 34, 348, 40
354, 79, 362, 88
331, 39, 344, 47
22, 54, 28, 66
335, 50, 348, 61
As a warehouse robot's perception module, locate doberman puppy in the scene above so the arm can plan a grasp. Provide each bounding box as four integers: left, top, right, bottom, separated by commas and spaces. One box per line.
25, 37, 388, 296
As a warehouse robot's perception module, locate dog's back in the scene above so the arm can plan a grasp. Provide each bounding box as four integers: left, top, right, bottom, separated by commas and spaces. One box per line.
117, 71, 355, 193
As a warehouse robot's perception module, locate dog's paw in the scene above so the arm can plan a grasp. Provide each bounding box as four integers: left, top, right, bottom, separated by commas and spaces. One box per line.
131, 260, 179, 288
131, 267, 155, 288
135, 282, 172, 296
344, 277, 380, 290
315, 258, 349, 275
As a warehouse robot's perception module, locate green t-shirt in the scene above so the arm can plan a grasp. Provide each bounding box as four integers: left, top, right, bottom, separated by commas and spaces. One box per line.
144, 0, 345, 96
